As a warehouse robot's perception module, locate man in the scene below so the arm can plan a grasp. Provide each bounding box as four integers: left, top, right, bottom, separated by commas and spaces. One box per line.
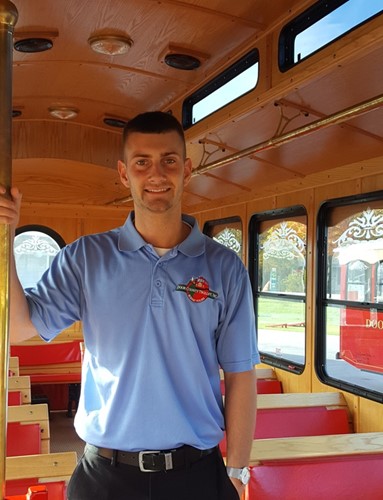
0, 111, 258, 499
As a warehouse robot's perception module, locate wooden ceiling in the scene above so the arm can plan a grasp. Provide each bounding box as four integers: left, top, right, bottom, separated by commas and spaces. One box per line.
8, 0, 383, 209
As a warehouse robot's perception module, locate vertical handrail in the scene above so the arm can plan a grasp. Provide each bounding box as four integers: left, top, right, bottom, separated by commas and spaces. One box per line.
0, 1, 18, 498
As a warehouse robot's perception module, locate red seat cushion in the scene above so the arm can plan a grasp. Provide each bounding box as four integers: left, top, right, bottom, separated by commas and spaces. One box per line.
6, 481, 66, 499
8, 391, 22, 406
6, 422, 41, 456
219, 406, 349, 456
246, 454, 383, 500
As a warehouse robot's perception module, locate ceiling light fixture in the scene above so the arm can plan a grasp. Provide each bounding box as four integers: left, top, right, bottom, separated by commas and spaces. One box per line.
88, 34, 133, 56
49, 106, 78, 120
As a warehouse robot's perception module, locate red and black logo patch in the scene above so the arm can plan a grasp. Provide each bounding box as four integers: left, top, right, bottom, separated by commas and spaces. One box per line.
176, 276, 218, 303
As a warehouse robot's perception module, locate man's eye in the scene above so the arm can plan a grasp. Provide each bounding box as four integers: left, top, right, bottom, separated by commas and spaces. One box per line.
164, 158, 176, 165
136, 159, 148, 166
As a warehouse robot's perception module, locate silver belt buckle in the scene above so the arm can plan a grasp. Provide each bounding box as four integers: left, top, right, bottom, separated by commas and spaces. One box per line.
138, 450, 173, 472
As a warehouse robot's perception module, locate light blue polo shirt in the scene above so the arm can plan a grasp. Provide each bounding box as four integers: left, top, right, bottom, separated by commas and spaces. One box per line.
26, 213, 259, 451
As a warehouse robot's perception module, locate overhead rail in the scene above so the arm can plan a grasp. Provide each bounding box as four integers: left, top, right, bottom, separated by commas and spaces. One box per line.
109, 93, 383, 205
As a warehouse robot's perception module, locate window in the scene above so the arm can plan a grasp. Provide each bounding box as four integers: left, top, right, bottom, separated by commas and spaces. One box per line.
249, 207, 307, 372
14, 225, 65, 289
203, 217, 242, 258
182, 49, 259, 129
279, 0, 383, 71
317, 192, 383, 403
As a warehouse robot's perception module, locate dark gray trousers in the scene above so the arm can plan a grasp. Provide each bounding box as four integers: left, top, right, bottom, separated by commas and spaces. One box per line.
67, 445, 240, 500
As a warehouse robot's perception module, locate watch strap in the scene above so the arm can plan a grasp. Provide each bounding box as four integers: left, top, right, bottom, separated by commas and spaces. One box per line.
226, 466, 250, 485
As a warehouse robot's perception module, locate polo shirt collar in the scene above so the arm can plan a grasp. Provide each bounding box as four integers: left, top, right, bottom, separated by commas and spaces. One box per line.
118, 212, 205, 257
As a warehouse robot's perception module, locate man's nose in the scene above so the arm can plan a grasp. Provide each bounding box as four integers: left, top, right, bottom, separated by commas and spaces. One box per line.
148, 161, 166, 179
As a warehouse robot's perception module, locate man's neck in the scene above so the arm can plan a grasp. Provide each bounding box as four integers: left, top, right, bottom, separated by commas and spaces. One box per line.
133, 211, 190, 248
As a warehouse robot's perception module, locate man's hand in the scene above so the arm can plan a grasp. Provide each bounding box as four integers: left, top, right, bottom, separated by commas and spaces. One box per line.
230, 477, 245, 498
0, 185, 22, 230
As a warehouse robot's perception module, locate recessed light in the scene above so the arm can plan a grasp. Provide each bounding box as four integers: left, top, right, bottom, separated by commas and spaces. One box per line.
14, 38, 53, 53
104, 117, 128, 128
88, 34, 133, 56
12, 109, 22, 118
164, 53, 201, 70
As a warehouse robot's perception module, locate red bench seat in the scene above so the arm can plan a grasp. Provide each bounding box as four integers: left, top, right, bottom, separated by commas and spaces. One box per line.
6, 481, 66, 500
246, 454, 383, 500
10, 342, 82, 384
220, 405, 350, 456
7, 422, 41, 456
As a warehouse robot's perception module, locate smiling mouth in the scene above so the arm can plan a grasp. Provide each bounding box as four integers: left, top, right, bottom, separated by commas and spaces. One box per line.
145, 187, 170, 193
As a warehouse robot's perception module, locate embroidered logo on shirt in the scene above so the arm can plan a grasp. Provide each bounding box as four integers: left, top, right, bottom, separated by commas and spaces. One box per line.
176, 276, 218, 302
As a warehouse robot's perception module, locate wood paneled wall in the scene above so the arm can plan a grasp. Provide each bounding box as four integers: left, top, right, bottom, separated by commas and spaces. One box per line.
193, 155, 383, 434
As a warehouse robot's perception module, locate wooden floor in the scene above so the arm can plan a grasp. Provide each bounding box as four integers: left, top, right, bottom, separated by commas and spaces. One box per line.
49, 411, 85, 459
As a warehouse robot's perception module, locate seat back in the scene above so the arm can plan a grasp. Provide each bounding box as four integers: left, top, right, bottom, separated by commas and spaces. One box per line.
220, 405, 350, 456
6, 481, 66, 499
7, 422, 41, 456
246, 454, 383, 500
8, 391, 22, 406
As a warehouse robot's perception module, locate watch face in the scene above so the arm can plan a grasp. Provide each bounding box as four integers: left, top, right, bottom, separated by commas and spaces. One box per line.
240, 467, 251, 485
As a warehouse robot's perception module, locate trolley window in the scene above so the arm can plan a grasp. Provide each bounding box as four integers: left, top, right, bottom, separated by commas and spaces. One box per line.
203, 216, 243, 259
279, 0, 383, 71
317, 192, 383, 403
182, 49, 259, 129
14, 225, 65, 289
249, 206, 307, 373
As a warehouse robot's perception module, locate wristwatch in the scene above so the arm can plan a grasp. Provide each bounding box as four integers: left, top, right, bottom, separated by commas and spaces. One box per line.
226, 466, 251, 485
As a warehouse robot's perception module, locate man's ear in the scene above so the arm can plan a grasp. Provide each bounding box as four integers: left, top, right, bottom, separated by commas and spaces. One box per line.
118, 160, 130, 188
183, 158, 192, 186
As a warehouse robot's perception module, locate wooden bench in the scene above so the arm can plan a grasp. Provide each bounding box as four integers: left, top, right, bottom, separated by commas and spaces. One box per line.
8, 404, 50, 454
7, 422, 42, 457
256, 391, 352, 437
11, 341, 82, 412
220, 392, 352, 456
6, 484, 50, 499
5, 451, 77, 499
8, 376, 31, 405
11, 342, 82, 384
246, 432, 383, 499
9, 356, 20, 377
220, 367, 283, 395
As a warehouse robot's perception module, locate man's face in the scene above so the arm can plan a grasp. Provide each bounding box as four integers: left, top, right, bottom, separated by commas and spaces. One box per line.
118, 131, 192, 215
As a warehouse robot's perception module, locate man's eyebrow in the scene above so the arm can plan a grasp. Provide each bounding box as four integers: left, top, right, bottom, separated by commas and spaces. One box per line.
130, 151, 181, 158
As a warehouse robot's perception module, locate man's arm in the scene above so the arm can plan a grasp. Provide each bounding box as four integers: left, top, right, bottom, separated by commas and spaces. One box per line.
0, 185, 40, 343
224, 368, 257, 497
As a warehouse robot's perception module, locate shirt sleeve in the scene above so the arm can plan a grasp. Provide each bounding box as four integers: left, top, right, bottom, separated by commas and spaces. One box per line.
25, 245, 82, 341
216, 259, 260, 372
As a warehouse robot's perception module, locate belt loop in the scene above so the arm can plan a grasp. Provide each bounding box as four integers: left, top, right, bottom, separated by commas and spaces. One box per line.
111, 449, 118, 467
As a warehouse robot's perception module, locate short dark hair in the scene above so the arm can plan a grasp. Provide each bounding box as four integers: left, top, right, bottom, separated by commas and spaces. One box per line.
122, 111, 186, 154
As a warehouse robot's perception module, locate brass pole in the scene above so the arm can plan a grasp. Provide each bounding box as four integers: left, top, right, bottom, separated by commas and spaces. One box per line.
0, 1, 18, 498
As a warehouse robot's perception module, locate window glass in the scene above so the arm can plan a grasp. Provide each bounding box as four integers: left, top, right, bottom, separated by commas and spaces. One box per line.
279, 0, 383, 70
250, 208, 307, 371
203, 217, 242, 258
259, 220, 306, 294
14, 227, 64, 289
192, 63, 259, 125
182, 49, 259, 129
317, 197, 383, 402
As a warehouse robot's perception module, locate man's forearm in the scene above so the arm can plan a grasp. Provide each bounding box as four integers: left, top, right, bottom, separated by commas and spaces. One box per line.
224, 369, 257, 467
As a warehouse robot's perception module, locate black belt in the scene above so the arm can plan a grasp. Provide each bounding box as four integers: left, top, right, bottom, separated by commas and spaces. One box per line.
86, 443, 216, 472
